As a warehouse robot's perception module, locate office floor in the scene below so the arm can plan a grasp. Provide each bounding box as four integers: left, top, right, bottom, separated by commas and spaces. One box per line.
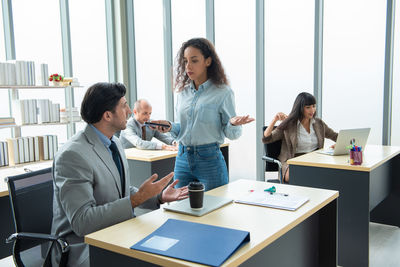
0, 223, 398, 267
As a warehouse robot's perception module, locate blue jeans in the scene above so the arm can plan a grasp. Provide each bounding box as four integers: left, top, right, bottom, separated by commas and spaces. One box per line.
174, 143, 228, 191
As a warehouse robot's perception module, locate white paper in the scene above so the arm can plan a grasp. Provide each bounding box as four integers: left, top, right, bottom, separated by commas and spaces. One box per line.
235, 191, 309, 211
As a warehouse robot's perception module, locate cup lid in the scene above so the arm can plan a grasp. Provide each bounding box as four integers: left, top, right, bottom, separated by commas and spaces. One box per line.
188, 181, 204, 190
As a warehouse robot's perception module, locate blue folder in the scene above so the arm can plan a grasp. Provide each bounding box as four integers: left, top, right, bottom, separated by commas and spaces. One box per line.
131, 218, 250, 266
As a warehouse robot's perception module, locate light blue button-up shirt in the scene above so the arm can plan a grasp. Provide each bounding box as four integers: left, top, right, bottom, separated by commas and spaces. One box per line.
89, 124, 117, 157
170, 80, 242, 146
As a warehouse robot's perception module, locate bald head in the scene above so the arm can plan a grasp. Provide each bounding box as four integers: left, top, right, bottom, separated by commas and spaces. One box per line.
133, 99, 152, 123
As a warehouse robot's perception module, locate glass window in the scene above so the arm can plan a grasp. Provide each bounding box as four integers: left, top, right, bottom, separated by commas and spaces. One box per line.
69, 0, 108, 132
12, 0, 68, 143
215, 0, 256, 181
391, 2, 400, 145
134, 0, 165, 120
0, 5, 10, 128
171, 0, 206, 62
265, 0, 314, 122
322, 0, 386, 145
0, 6, 5, 61
13, 0, 63, 83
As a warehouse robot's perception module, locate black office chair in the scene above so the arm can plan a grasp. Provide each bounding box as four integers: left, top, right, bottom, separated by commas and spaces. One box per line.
5, 167, 69, 267
262, 126, 283, 183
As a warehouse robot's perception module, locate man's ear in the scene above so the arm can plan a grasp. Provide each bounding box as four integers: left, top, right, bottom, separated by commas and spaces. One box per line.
103, 110, 112, 122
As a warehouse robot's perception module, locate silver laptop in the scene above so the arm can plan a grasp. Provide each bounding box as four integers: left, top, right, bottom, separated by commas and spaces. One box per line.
163, 195, 233, 217
317, 128, 371, 156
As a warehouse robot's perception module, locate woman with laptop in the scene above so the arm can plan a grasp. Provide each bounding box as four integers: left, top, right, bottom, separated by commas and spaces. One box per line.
262, 92, 338, 183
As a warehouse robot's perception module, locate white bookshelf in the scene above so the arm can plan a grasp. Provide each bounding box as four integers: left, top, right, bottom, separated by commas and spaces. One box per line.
0, 85, 81, 138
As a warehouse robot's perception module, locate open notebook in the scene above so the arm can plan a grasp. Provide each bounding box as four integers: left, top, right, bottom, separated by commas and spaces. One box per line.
164, 195, 233, 217
235, 190, 309, 211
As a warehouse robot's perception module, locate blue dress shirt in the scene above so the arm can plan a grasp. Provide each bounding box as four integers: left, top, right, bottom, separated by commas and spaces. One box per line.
170, 80, 242, 146
89, 124, 117, 157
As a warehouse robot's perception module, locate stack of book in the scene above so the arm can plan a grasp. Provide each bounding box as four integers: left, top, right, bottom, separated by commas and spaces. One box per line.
0, 117, 16, 127
4, 135, 58, 166
0, 60, 37, 86
60, 107, 81, 123
12, 99, 61, 125
0, 141, 9, 167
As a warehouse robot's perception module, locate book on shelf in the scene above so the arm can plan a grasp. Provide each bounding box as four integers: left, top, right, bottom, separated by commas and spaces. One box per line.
39, 63, 49, 86
7, 138, 19, 165
3, 141, 8, 166
36, 136, 44, 161
28, 137, 34, 162
48, 135, 54, 160
53, 135, 58, 156
33, 136, 40, 161
0, 142, 5, 166
0, 117, 15, 125
43, 135, 49, 160
17, 138, 24, 163
1, 135, 58, 166
22, 137, 29, 163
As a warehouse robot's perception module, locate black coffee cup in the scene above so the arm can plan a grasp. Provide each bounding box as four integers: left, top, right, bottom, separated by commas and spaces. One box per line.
188, 181, 205, 209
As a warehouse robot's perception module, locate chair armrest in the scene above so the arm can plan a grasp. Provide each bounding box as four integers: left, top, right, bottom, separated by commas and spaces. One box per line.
262, 156, 280, 164
6, 232, 69, 253
262, 156, 283, 184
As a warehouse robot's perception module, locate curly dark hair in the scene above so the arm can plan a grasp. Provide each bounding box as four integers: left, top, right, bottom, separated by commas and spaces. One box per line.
278, 92, 316, 131
175, 38, 228, 92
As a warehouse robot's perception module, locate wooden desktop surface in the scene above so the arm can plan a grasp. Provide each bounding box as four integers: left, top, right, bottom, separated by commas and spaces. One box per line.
0, 161, 53, 196
125, 143, 229, 162
85, 179, 338, 267
288, 145, 400, 172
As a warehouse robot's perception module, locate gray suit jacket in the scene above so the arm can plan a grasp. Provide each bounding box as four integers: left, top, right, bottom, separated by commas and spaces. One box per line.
120, 117, 175, 149
262, 118, 338, 177
51, 124, 160, 267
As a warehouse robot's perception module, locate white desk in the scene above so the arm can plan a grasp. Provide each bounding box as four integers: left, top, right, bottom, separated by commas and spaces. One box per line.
85, 179, 338, 267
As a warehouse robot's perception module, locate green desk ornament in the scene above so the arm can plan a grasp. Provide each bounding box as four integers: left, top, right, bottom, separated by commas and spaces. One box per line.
264, 186, 276, 194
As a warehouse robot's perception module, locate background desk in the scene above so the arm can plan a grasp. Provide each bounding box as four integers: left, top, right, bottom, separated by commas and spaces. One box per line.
288, 145, 400, 267
125, 143, 229, 188
0, 161, 52, 258
86, 179, 338, 267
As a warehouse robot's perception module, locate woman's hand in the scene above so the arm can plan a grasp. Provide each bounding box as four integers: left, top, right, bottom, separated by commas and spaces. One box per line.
274, 112, 287, 122
148, 120, 171, 133
229, 115, 255, 126
161, 180, 189, 203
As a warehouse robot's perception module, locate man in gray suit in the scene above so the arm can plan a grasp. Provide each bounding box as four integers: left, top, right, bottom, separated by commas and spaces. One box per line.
51, 82, 188, 267
120, 99, 178, 150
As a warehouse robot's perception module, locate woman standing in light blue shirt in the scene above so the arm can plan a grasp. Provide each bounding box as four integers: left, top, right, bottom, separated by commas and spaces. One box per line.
153, 38, 254, 191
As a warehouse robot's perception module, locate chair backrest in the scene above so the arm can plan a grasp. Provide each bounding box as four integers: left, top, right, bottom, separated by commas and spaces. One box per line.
6, 167, 53, 251
263, 126, 282, 172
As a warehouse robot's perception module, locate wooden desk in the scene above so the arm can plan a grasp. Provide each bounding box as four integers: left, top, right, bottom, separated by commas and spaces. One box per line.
288, 145, 400, 267
85, 179, 338, 267
0, 161, 52, 258
125, 143, 229, 188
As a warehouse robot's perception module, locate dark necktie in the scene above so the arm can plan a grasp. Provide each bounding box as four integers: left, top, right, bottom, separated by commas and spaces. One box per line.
142, 126, 146, 140
109, 141, 125, 194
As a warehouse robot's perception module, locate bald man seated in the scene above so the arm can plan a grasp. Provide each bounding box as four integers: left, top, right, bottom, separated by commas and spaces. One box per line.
120, 99, 177, 150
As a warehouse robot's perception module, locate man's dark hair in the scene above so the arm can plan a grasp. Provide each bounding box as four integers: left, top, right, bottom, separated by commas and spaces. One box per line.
80, 82, 127, 124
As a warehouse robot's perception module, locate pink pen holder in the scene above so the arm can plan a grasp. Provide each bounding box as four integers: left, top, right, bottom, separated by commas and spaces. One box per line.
349, 150, 363, 165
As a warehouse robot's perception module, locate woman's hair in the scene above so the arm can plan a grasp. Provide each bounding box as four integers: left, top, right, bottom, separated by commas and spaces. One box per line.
278, 92, 316, 130
81, 82, 126, 124
174, 37, 228, 92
